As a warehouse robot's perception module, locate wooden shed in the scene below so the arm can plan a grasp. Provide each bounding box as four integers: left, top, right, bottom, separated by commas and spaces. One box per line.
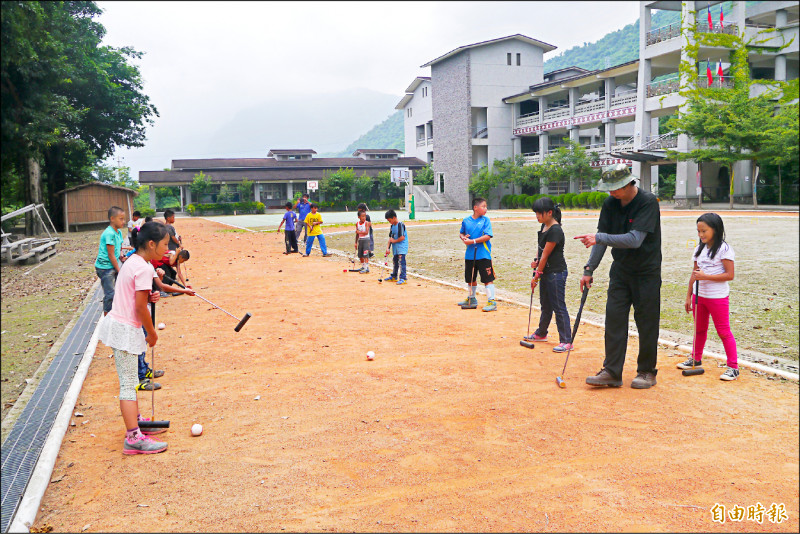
55, 182, 138, 233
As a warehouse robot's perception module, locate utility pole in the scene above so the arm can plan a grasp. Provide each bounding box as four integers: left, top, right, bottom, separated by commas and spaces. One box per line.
116, 155, 125, 183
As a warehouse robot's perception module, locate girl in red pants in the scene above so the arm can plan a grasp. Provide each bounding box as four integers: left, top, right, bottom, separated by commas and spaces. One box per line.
679, 213, 739, 380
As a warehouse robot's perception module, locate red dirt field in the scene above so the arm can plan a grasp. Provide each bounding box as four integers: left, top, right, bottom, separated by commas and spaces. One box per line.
33, 217, 798, 532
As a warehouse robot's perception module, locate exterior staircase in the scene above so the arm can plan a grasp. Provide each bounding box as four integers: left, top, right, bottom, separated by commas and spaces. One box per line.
425, 192, 457, 211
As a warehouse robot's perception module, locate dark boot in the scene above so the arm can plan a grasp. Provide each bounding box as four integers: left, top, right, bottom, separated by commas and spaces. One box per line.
585, 368, 623, 387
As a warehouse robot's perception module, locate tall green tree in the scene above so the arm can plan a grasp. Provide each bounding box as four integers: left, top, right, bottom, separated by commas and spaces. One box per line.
1, 1, 158, 231
320, 168, 356, 204
666, 20, 796, 208
353, 173, 373, 202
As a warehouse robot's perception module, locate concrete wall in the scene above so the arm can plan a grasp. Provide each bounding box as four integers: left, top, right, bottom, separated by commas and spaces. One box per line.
402, 80, 433, 161
431, 52, 472, 210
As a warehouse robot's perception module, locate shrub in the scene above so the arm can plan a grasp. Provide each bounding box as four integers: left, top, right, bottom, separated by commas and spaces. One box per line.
500, 194, 513, 208
577, 192, 591, 208
139, 207, 156, 217
564, 193, 577, 208
594, 192, 609, 207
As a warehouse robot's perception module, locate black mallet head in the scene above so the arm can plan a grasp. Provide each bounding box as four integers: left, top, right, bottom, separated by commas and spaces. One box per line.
519, 340, 535, 349
234, 312, 252, 332
138, 420, 170, 429
682, 368, 705, 376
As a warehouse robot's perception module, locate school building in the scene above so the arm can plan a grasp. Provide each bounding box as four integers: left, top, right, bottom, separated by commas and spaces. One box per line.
396, 0, 798, 209
138, 149, 426, 210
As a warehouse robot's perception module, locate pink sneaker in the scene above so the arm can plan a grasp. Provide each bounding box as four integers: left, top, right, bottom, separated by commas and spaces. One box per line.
123, 431, 168, 454
553, 343, 573, 353
523, 333, 548, 342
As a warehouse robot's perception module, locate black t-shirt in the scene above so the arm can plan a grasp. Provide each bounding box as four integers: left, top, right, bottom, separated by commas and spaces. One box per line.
598, 188, 661, 273
537, 223, 567, 274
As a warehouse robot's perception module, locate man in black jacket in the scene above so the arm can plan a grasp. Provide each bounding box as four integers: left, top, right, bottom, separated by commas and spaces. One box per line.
574, 164, 662, 389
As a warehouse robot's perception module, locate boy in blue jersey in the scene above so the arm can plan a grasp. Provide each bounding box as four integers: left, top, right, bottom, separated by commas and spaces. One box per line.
277, 202, 299, 254
458, 197, 497, 311
383, 209, 408, 285
294, 193, 312, 245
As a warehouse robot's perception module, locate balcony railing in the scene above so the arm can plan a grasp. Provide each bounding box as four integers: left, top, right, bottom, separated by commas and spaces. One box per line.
427, 137, 433, 145
522, 152, 541, 165
696, 22, 738, 36
647, 76, 681, 97
416, 138, 426, 147
517, 112, 540, 127
611, 90, 638, 107
700, 76, 735, 89
575, 99, 605, 114
543, 105, 570, 121
611, 136, 635, 152
646, 22, 681, 46
643, 133, 678, 150
472, 126, 488, 139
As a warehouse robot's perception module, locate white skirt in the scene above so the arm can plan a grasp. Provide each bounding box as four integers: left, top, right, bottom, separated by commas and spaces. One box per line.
96, 314, 147, 355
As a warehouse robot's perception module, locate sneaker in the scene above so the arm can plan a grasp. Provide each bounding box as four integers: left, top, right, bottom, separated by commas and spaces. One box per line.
363, 266, 369, 272
396, 279, 406, 285
631, 371, 658, 389
145, 368, 165, 379
383, 276, 397, 282
368, 252, 374, 258
159, 291, 170, 298
301, 254, 309, 257
720, 367, 740, 381
322, 253, 332, 257
358, 266, 366, 273
459, 296, 478, 309
123, 431, 168, 455
553, 343, 573, 353
586, 368, 623, 387
138, 416, 167, 435
524, 333, 547, 342
482, 300, 497, 312
676, 357, 702, 370
136, 379, 161, 391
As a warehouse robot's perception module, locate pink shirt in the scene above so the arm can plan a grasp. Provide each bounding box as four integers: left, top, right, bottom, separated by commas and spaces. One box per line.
108, 254, 155, 327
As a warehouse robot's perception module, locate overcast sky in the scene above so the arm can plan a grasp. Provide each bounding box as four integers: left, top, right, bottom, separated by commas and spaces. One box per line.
96, 1, 640, 180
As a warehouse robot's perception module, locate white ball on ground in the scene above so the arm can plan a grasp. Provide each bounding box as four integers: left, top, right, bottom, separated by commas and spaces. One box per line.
366, 351, 375, 360
157, 322, 166, 330
191, 423, 203, 436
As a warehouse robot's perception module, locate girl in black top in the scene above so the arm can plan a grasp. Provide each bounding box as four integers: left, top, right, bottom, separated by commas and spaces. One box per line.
524, 197, 572, 352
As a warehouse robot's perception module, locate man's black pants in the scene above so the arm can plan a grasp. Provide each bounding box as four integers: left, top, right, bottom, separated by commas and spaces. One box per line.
603, 262, 661, 379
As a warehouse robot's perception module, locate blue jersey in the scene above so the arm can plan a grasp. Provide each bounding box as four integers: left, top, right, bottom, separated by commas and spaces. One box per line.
282, 211, 297, 231
296, 200, 312, 221
389, 222, 408, 255
460, 215, 492, 260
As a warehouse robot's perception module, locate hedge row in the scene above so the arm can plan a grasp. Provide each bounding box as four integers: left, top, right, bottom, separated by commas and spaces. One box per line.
500, 192, 610, 209
186, 201, 265, 215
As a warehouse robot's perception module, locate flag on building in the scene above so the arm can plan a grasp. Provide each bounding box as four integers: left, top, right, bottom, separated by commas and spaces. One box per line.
707, 62, 714, 86
708, 7, 713, 29
720, 7, 724, 28
717, 60, 724, 78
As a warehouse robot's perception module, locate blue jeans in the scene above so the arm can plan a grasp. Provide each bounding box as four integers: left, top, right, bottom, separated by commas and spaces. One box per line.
96, 267, 116, 313
305, 234, 328, 255
138, 326, 148, 380
536, 270, 572, 344
392, 254, 407, 280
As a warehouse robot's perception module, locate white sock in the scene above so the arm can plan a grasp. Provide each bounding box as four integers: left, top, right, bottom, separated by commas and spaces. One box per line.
469, 285, 477, 298
487, 284, 495, 301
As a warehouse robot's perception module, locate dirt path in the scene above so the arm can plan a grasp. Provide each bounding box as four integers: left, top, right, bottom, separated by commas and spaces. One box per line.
34, 218, 798, 532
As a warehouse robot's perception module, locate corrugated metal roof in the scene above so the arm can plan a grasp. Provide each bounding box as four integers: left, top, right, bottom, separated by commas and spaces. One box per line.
55, 181, 138, 197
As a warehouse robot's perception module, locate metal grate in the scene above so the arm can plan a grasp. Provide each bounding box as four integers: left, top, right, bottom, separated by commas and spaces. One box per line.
1, 287, 102, 532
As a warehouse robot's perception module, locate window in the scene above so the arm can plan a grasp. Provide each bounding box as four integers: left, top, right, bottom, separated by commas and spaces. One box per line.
422, 86, 428, 97
507, 53, 512, 65
407, 108, 412, 118
516, 53, 521, 66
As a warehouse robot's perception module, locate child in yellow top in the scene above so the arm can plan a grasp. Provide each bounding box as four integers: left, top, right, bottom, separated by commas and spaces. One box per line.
302, 204, 331, 257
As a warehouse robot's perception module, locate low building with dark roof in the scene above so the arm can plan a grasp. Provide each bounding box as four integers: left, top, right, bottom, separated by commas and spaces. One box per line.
138, 149, 425, 210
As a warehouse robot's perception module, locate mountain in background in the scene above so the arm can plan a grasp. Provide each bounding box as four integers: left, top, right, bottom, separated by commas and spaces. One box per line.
203, 88, 401, 157
318, 111, 404, 157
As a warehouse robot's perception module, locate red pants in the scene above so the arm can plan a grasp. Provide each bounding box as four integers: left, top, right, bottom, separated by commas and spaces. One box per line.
693, 295, 738, 368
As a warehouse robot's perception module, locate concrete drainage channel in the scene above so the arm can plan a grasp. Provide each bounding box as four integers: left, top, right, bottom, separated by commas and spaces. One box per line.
1, 283, 103, 533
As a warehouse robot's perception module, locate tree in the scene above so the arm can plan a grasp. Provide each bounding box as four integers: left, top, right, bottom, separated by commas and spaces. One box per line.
238, 178, 253, 202
666, 19, 795, 208
1, 1, 158, 231
537, 139, 598, 190
377, 170, 403, 199
353, 173, 373, 202
217, 184, 233, 203
414, 164, 434, 185
190, 171, 212, 201
320, 168, 356, 204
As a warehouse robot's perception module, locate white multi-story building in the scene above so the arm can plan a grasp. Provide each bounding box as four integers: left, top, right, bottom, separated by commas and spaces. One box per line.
398, 1, 798, 210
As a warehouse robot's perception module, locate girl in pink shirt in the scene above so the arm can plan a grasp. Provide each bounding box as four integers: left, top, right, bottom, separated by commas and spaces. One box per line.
97, 222, 170, 454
